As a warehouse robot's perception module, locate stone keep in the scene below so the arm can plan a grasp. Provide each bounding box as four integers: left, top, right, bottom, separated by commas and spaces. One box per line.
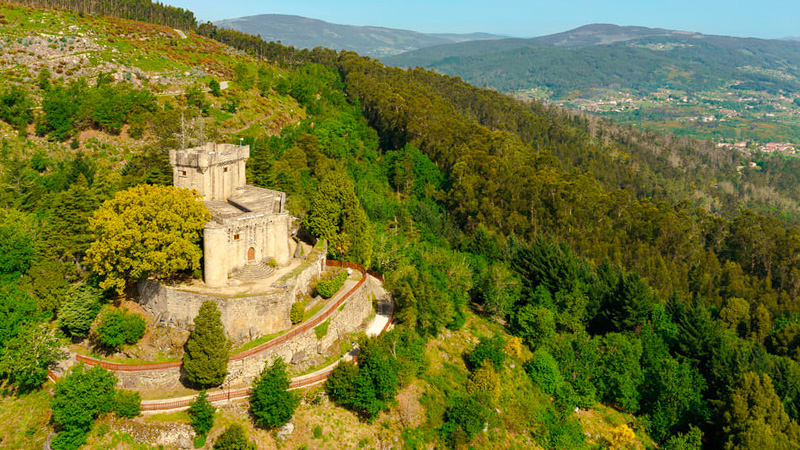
169, 143, 293, 287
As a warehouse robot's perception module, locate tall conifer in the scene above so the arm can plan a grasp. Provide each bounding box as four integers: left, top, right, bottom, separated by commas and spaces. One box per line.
183, 301, 229, 388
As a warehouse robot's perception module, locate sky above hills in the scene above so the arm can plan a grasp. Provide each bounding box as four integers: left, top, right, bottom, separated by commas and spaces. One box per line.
165, 0, 797, 39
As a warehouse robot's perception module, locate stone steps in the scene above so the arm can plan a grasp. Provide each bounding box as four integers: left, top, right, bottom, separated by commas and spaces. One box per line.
232, 262, 275, 282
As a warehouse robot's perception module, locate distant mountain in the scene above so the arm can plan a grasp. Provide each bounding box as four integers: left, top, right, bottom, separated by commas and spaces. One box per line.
383, 24, 800, 96
214, 14, 503, 58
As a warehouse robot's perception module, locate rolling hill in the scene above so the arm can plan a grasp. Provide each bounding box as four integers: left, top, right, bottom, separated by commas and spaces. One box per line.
214, 14, 502, 58
383, 24, 800, 142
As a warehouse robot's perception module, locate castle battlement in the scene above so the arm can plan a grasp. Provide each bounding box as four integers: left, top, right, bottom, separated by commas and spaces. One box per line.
170, 142, 294, 287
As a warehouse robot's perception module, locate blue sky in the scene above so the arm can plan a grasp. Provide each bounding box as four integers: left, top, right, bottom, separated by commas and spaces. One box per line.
165, 0, 798, 39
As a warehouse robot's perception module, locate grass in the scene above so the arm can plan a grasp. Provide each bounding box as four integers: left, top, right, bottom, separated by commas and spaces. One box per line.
304, 301, 327, 321
314, 319, 330, 340
0, 388, 53, 449
230, 329, 287, 354
142, 410, 191, 423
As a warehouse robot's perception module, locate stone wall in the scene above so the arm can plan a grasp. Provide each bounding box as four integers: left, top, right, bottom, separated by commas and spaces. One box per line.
137, 247, 326, 344
115, 273, 374, 391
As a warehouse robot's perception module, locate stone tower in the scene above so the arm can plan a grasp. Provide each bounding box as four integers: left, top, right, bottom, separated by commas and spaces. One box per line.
169, 143, 294, 287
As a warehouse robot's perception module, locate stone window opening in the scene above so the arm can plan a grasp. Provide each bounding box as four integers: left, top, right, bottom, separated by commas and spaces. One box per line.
224, 167, 229, 173
180, 170, 187, 177
234, 233, 240, 240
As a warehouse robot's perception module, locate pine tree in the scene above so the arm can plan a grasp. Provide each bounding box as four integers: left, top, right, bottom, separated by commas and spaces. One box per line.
183, 301, 229, 388
188, 390, 215, 437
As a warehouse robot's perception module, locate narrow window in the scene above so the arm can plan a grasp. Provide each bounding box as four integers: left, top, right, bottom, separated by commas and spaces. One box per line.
224, 167, 229, 173
181, 170, 187, 176
234, 234, 240, 240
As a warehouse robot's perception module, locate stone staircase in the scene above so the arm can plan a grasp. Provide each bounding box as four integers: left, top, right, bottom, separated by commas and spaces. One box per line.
232, 261, 276, 282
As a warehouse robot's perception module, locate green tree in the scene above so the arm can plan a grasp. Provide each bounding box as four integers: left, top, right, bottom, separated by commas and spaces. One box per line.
0, 283, 41, 350
719, 297, 751, 337
249, 357, 299, 429
525, 348, 563, 395
0, 208, 38, 280
51, 365, 117, 450
325, 360, 359, 405
512, 303, 556, 349
303, 166, 372, 267
594, 333, 643, 413
213, 423, 256, 450
57, 283, 104, 338
18, 259, 73, 313
183, 301, 229, 388
0, 321, 66, 392
724, 372, 800, 450
188, 390, 216, 437
86, 184, 211, 294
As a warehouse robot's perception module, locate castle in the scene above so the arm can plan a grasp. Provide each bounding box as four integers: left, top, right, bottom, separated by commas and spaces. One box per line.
169, 143, 295, 287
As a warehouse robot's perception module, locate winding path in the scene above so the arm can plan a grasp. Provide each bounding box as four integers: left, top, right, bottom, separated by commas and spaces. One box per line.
50, 262, 394, 414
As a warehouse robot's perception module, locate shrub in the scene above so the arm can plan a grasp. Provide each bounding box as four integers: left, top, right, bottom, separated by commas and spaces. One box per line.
441, 394, 490, 446
213, 423, 255, 450
466, 335, 507, 371
313, 424, 322, 439
57, 283, 103, 338
316, 270, 347, 298
525, 348, 563, 395
188, 390, 215, 436
325, 360, 358, 405
51, 366, 117, 450
96, 307, 146, 349
114, 389, 141, 418
465, 362, 501, 403
290, 301, 305, 325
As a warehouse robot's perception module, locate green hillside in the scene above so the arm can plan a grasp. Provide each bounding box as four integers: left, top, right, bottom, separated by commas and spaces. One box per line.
3, 3, 800, 450
383, 24, 800, 142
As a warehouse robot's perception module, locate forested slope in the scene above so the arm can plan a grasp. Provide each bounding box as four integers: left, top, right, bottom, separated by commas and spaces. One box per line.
2, 2, 800, 450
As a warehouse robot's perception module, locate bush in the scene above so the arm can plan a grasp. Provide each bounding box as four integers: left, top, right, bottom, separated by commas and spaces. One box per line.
465, 362, 501, 403
441, 394, 490, 446
57, 283, 103, 338
188, 390, 215, 436
466, 335, 507, 371
313, 424, 323, 439
114, 389, 141, 418
213, 423, 255, 450
51, 366, 117, 450
525, 348, 563, 395
290, 301, 305, 325
316, 270, 347, 298
325, 360, 358, 405
96, 307, 146, 349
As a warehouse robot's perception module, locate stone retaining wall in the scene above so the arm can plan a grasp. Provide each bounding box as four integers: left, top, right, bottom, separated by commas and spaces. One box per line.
112, 273, 373, 391
137, 247, 325, 344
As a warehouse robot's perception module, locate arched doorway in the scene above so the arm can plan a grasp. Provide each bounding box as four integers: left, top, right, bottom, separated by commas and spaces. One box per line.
247, 247, 255, 261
